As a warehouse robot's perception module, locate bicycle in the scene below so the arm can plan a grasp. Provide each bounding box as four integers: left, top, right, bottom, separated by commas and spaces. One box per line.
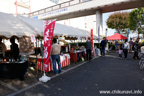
139, 53, 144, 69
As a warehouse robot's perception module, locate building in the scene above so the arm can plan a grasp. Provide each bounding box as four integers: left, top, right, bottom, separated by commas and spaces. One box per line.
0, 0, 55, 15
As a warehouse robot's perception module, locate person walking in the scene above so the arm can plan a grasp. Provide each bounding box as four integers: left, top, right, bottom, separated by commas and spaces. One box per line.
129, 38, 134, 53
133, 38, 140, 59
86, 37, 92, 60
123, 39, 129, 60
51, 38, 61, 74
115, 40, 119, 50
100, 37, 107, 56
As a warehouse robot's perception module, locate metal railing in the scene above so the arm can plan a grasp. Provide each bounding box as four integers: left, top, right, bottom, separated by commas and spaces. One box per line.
28, 0, 92, 17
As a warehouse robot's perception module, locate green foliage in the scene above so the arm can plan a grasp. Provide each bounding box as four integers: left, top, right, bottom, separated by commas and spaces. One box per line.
128, 8, 144, 34
106, 12, 129, 33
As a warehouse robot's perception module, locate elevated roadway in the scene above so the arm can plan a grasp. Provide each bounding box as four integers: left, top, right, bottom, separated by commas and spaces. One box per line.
29, 0, 144, 34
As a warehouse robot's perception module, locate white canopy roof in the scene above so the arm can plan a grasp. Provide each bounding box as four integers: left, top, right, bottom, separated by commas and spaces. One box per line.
17, 15, 98, 39
0, 12, 97, 39
0, 12, 38, 38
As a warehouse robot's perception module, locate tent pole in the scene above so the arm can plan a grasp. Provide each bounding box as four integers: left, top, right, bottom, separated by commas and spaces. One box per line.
41, 37, 45, 74
36, 37, 38, 77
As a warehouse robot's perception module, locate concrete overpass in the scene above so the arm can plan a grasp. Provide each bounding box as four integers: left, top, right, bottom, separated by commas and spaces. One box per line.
29, 0, 144, 34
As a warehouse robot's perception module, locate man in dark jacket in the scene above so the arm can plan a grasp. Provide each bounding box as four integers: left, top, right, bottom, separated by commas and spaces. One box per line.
100, 37, 107, 56
86, 37, 92, 60
133, 38, 139, 59
10, 37, 19, 61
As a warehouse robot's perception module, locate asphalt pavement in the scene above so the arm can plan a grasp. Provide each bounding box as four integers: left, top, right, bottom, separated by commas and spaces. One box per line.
11, 52, 144, 96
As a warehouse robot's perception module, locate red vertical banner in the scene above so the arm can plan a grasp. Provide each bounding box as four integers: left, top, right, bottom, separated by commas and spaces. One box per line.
91, 29, 93, 50
43, 20, 56, 72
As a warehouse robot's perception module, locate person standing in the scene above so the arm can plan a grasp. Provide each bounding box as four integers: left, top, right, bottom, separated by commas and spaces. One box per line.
133, 38, 139, 59
123, 39, 129, 59
100, 37, 107, 56
119, 44, 123, 59
10, 37, 19, 61
115, 40, 119, 50
51, 38, 61, 74
0, 37, 6, 60
86, 37, 92, 60
129, 38, 134, 53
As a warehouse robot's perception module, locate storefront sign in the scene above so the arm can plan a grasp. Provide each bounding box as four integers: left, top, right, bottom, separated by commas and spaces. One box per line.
43, 20, 56, 72
40, 8, 68, 19
127, 28, 129, 41
30, 34, 36, 42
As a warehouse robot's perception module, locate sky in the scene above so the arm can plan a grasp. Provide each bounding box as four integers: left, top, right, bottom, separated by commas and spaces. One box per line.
103, 13, 114, 36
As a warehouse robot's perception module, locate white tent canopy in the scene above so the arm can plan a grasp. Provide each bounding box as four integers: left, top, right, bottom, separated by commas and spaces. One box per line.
0, 12, 97, 39
17, 15, 98, 39
0, 12, 38, 38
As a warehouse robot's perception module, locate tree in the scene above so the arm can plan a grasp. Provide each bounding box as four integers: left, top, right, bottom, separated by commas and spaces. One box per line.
128, 8, 144, 38
106, 12, 129, 33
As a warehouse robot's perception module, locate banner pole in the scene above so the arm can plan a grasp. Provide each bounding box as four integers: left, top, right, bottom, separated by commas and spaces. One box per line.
42, 21, 45, 74
39, 20, 57, 82
41, 37, 45, 74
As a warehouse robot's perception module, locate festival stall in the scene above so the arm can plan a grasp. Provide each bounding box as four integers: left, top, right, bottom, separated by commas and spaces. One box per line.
0, 12, 41, 79
0, 12, 98, 80
107, 33, 127, 40
18, 15, 98, 72
0, 12, 99, 76
107, 33, 127, 50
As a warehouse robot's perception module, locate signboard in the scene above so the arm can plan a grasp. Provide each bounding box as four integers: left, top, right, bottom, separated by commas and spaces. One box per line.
43, 20, 56, 72
127, 28, 129, 41
91, 29, 93, 50
40, 8, 69, 19
30, 34, 36, 42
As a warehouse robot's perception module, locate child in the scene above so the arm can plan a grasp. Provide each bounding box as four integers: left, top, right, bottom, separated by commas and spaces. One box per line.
119, 44, 123, 59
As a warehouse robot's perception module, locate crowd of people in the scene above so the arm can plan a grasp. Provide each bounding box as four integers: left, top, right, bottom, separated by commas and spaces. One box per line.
117, 38, 141, 60
103, 37, 143, 60
98, 36, 144, 60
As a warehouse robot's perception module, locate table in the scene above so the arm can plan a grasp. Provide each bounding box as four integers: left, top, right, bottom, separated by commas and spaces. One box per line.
0, 61, 28, 80
70, 50, 86, 63
28, 54, 70, 72
70, 52, 77, 63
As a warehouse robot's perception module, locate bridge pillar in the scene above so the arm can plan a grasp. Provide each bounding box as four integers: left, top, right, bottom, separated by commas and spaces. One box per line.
96, 10, 103, 37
